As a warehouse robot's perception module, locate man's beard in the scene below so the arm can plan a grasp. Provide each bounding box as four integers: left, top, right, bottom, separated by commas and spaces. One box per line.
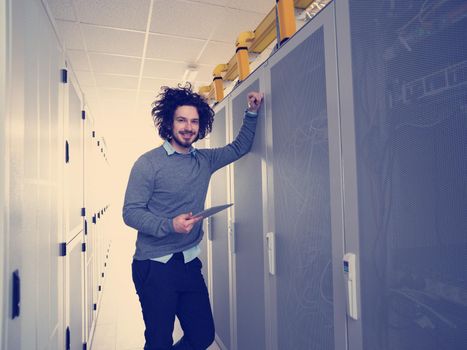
171, 130, 198, 148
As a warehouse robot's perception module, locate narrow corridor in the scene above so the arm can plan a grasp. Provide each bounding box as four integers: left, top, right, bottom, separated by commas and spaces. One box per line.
90, 213, 219, 350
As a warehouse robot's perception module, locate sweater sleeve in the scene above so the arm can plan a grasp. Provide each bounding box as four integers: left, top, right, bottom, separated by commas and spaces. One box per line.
209, 111, 258, 173
122, 156, 173, 238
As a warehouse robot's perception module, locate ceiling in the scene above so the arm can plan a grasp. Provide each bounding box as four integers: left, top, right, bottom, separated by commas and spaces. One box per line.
44, 0, 281, 162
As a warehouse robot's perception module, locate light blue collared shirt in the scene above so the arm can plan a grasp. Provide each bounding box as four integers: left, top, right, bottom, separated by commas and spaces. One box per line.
150, 140, 200, 264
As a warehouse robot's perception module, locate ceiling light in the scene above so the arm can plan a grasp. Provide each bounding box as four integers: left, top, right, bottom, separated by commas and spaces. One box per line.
182, 64, 199, 84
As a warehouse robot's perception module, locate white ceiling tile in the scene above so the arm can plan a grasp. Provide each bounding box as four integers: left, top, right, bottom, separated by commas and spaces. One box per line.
46, 0, 76, 21
81, 25, 145, 56
98, 88, 136, 100
55, 20, 85, 50
150, 0, 224, 40
146, 34, 206, 62
73, 0, 151, 31
66, 50, 90, 71
197, 41, 234, 65
74, 70, 96, 87
211, 7, 265, 43
143, 59, 186, 80
95, 74, 139, 89
90, 53, 141, 75
225, 0, 274, 14
192, 0, 274, 14
140, 77, 180, 92
187, 0, 229, 7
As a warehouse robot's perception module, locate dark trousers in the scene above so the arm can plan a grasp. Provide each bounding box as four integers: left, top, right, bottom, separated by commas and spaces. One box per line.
132, 253, 215, 350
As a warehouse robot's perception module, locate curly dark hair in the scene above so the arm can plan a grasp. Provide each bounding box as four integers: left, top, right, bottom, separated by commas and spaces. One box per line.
151, 83, 214, 141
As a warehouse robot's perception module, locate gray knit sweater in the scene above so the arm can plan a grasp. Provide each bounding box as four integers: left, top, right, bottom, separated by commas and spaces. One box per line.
123, 112, 258, 260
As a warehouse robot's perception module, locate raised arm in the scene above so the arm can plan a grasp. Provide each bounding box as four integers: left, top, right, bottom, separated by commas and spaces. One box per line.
209, 91, 263, 172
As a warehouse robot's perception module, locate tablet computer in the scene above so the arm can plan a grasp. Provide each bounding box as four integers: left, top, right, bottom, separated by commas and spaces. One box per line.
193, 203, 233, 219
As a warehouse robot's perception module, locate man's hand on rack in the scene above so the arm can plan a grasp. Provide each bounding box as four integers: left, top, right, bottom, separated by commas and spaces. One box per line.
247, 91, 264, 113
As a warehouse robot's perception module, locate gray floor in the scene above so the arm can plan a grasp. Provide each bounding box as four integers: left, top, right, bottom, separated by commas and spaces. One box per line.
90, 223, 220, 350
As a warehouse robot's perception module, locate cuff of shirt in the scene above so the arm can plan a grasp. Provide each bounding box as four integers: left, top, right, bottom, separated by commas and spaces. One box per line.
245, 110, 258, 117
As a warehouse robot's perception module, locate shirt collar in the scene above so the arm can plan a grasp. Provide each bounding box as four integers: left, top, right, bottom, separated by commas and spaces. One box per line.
163, 140, 197, 156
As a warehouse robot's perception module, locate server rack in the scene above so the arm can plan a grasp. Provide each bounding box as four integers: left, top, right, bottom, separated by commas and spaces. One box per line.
209, 1, 467, 349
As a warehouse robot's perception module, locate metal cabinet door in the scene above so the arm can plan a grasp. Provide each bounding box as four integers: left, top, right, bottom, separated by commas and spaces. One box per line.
336, 0, 467, 349
230, 76, 267, 350
209, 104, 231, 349
264, 3, 344, 349
67, 82, 84, 238
67, 235, 85, 350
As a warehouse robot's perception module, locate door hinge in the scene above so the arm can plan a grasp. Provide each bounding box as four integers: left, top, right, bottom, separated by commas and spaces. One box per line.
61, 69, 68, 83
66, 326, 71, 350
12, 270, 20, 319
65, 140, 70, 163
81, 110, 86, 120
266, 232, 276, 275
82, 243, 86, 252
59, 242, 67, 257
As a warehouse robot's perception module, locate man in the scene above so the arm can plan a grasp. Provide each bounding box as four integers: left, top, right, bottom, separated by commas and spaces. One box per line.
123, 83, 263, 350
